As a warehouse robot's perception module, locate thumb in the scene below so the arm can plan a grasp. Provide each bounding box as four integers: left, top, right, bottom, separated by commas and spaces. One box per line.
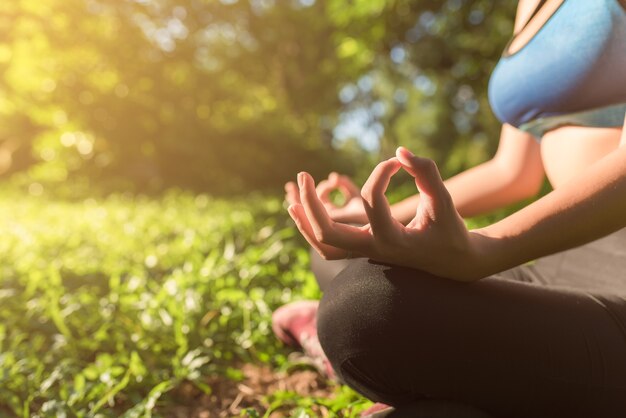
336, 175, 360, 198
396, 147, 452, 209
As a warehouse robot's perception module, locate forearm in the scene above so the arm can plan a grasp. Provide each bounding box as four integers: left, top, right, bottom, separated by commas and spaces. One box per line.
391, 158, 541, 223
392, 126, 544, 224
472, 145, 626, 277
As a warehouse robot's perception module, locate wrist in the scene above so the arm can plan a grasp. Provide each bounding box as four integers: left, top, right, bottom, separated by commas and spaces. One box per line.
467, 226, 518, 280
406, 229, 491, 283
436, 230, 491, 282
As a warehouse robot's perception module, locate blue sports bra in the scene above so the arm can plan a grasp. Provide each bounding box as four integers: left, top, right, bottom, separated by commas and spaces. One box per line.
488, 0, 626, 138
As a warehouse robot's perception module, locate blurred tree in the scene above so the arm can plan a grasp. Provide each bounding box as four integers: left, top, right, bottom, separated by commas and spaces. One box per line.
330, 0, 517, 178
0, 0, 516, 194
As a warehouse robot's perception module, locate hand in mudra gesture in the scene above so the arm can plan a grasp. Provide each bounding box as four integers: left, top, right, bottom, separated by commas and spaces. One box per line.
288, 147, 484, 281
285, 172, 368, 224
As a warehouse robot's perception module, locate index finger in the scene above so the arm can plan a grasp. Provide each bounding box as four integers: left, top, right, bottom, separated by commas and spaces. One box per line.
298, 172, 373, 252
360, 158, 402, 236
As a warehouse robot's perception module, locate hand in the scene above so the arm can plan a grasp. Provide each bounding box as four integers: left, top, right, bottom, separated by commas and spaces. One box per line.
285, 173, 367, 224
316, 173, 368, 224
287, 147, 485, 281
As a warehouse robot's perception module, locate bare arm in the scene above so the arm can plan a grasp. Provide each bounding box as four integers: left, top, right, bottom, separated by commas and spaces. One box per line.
391, 124, 545, 222
288, 124, 544, 225
290, 123, 626, 281
288, 1, 626, 281
472, 116, 626, 276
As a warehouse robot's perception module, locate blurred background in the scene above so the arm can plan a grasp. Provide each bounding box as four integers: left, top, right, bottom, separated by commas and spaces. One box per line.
1, 0, 516, 196
0, 1, 521, 416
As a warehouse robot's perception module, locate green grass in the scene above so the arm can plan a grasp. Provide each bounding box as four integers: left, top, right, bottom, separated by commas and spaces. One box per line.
0, 190, 369, 417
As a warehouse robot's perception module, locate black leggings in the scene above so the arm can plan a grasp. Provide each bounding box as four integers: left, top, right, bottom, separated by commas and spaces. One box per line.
314, 229, 626, 418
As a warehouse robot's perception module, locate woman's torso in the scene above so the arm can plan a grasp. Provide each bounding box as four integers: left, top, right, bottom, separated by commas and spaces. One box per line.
541, 125, 621, 188
489, 0, 626, 188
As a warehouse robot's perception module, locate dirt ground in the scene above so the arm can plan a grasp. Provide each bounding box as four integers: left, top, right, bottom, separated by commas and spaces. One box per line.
159, 364, 338, 417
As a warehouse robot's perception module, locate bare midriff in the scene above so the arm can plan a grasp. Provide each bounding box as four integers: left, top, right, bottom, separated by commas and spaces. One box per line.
541, 125, 622, 188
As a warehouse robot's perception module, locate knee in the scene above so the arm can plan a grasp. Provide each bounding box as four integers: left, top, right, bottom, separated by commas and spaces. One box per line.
317, 259, 439, 402
317, 258, 445, 354
317, 259, 400, 361
317, 259, 472, 403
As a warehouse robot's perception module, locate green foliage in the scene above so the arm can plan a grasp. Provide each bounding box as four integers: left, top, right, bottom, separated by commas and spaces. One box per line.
332, 0, 518, 176
0, 0, 364, 194
263, 384, 372, 418
0, 2, 528, 415
0, 190, 329, 416
0, 0, 518, 194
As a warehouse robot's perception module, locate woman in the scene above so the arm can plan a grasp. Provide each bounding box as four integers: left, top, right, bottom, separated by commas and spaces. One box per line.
274, 0, 626, 416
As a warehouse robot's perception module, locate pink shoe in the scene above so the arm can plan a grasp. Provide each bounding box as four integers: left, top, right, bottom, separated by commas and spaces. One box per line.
271, 300, 319, 347
271, 300, 336, 379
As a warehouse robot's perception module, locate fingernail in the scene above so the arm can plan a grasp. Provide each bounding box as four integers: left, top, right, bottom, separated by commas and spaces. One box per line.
397, 146, 414, 157
297, 172, 304, 188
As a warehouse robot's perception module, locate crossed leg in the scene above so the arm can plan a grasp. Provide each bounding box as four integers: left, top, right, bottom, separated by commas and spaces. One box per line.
317, 259, 626, 418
